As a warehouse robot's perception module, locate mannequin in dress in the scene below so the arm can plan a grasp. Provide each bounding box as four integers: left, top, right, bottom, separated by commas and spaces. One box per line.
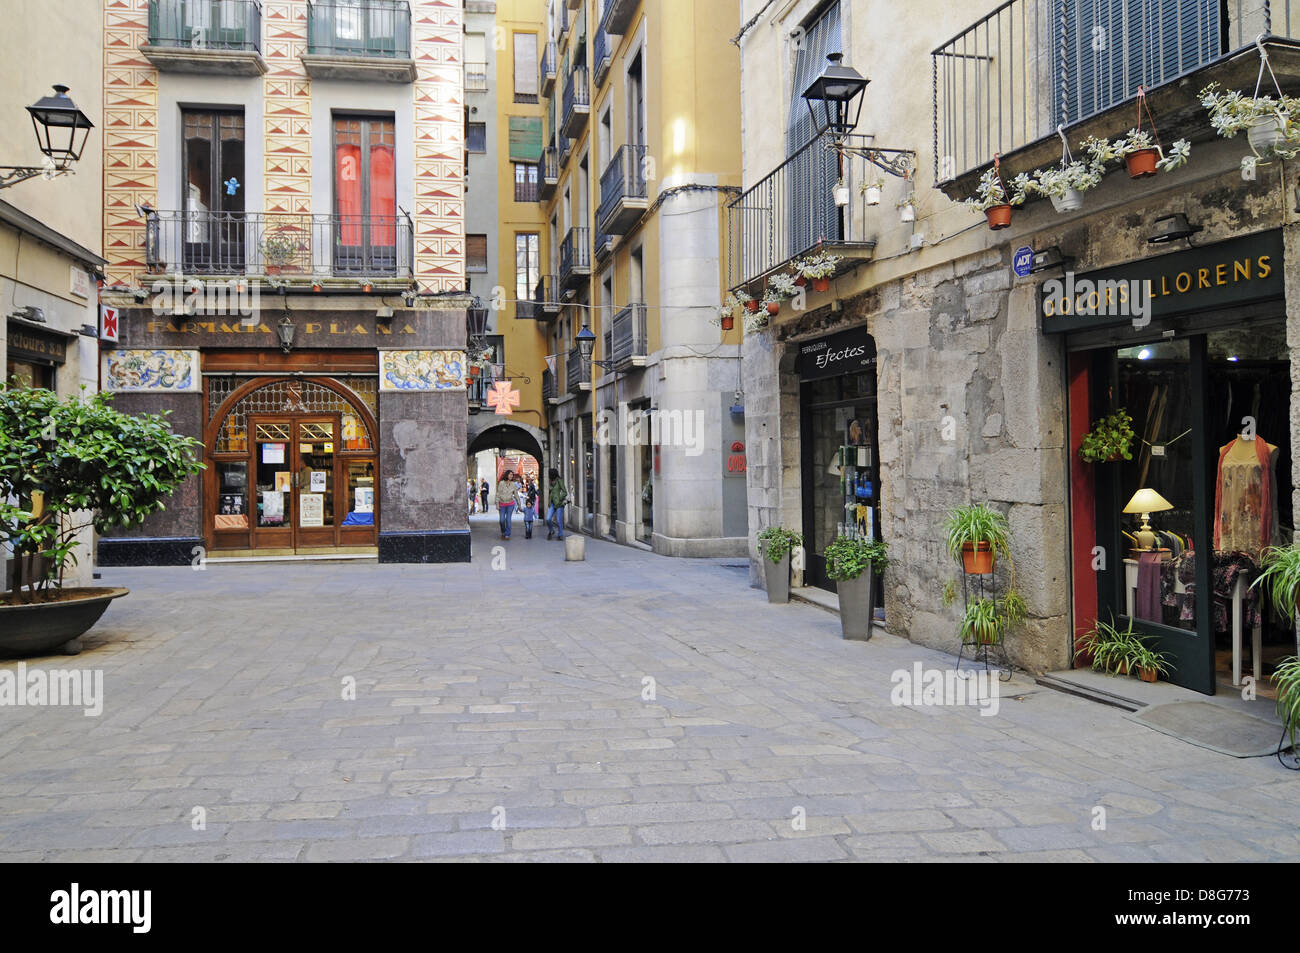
1214, 434, 1280, 562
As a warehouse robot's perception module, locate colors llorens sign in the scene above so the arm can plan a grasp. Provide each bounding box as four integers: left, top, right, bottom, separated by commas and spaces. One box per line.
103, 350, 200, 392
379, 350, 467, 391
1039, 230, 1284, 334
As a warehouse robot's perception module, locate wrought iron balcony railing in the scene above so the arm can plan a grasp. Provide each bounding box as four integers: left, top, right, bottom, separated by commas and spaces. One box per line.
536, 274, 562, 313
307, 0, 411, 58
143, 210, 414, 277
542, 367, 558, 401
147, 0, 262, 50
600, 0, 635, 36
559, 227, 590, 290
598, 143, 648, 236
465, 60, 487, 91
609, 302, 647, 369
540, 145, 559, 197
566, 344, 590, 393
540, 40, 557, 94
594, 28, 613, 87
562, 65, 590, 138
932, 0, 1298, 182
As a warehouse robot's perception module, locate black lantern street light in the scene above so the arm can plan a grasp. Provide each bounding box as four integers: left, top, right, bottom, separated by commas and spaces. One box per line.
277, 314, 296, 353
574, 324, 613, 371
1, 85, 94, 190
801, 53, 868, 142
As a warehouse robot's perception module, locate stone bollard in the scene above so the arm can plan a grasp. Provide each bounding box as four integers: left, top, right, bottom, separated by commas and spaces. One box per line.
564, 534, 586, 561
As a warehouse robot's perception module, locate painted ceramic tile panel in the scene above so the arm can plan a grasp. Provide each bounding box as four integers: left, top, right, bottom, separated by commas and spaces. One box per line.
379, 349, 466, 391
103, 349, 200, 392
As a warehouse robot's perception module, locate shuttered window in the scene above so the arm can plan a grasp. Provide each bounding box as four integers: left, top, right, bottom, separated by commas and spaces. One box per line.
509, 116, 544, 162
467, 234, 488, 272
514, 32, 539, 103
1053, 0, 1221, 124
786, 2, 842, 257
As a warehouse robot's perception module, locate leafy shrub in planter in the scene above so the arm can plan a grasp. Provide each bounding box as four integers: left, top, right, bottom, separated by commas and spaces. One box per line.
1079, 409, 1135, 463
757, 526, 802, 565
824, 535, 888, 581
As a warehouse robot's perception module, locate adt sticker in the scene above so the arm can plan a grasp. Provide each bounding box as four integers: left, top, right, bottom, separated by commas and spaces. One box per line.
1013, 246, 1034, 278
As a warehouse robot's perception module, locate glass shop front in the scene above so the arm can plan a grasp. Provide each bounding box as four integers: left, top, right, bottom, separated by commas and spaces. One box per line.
1058, 230, 1295, 696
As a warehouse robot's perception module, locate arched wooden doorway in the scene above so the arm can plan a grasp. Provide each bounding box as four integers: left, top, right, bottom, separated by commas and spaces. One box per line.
204, 376, 379, 554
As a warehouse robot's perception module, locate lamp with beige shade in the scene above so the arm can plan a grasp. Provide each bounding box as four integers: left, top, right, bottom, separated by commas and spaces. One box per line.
1123, 488, 1174, 551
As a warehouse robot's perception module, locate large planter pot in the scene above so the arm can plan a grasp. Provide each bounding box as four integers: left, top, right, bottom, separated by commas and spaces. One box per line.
960, 541, 996, 575
0, 588, 129, 657
762, 549, 791, 604
985, 204, 1012, 229
835, 572, 876, 641
1248, 115, 1288, 155
1050, 188, 1083, 213
1125, 148, 1159, 178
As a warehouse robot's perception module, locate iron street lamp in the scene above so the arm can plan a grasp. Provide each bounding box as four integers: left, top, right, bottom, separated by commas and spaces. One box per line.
574, 323, 614, 371
801, 53, 868, 142
277, 314, 296, 353
0, 85, 94, 190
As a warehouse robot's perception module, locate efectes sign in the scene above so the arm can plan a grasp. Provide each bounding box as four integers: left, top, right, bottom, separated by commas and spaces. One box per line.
1040, 230, 1284, 334
796, 326, 876, 381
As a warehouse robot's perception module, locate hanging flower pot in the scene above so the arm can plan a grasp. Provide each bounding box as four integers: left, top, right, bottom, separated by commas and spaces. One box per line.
720, 313, 734, 331
863, 184, 882, 206
1248, 114, 1288, 155
1125, 148, 1159, 178
793, 276, 807, 287
985, 204, 1013, 229
469, 365, 481, 378
1049, 188, 1084, 213
898, 200, 916, 223
766, 301, 780, 316
812, 277, 830, 293
744, 299, 759, 313
312, 281, 323, 292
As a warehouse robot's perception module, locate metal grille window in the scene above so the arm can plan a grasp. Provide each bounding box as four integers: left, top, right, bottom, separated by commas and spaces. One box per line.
786, 1, 841, 257
209, 377, 378, 453
516, 233, 540, 304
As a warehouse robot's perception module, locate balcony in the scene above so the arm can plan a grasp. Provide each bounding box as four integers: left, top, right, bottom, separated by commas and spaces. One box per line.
932, 0, 1300, 196
566, 344, 591, 394
540, 40, 557, 94
302, 0, 415, 82
599, 0, 636, 36
593, 28, 613, 87
539, 145, 559, 199
593, 226, 614, 263
726, 131, 877, 292
562, 65, 590, 139
143, 210, 414, 280
542, 367, 558, 402
465, 60, 487, 92
142, 0, 266, 74
558, 2, 569, 43
598, 143, 648, 236
559, 227, 590, 291
537, 274, 562, 316
467, 373, 489, 413
608, 303, 647, 369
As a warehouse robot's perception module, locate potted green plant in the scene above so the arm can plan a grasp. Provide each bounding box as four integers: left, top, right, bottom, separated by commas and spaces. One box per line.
1252, 544, 1300, 621
1130, 641, 1173, 683
757, 526, 802, 604
963, 166, 1028, 230
259, 228, 303, 275
824, 535, 888, 641
944, 502, 1010, 575
791, 252, 842, 293
0, 384, 203, 655
860, 176, 883, 206
1027, 159, 1104, 213
1086, 130, 1190, 179
1272, 655, 1300, 759
1075, 617, 1139, 674
897, 193, 917, 223
1078, 408, 1135, 463
718, 291, 749, 331
958, 597, 1004, 646
1200, 82, 1300, 158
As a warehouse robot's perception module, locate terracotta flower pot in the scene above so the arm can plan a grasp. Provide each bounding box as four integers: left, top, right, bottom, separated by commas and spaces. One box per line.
960, 541, 996, 575
813, 277, 830, 293
794, 276, 807, 287
469, 366, 481, 378
265, 264, 282, 276
720, 314, 734, 331
1138, 666, 1158, 683
985, 204, 1013, 230
744, 300, 759, 313
766, 301, 780, 316
1125, 148, 1159, 178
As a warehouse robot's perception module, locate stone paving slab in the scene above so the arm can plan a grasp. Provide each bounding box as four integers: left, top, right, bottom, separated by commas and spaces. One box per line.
1, 513, 1298, 862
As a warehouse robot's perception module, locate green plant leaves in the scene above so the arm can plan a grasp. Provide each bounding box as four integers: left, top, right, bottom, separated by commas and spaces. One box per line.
824, 535, 888, 582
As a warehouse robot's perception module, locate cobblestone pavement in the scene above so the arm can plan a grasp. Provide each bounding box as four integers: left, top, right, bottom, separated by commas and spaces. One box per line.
2, 513, 1298, 863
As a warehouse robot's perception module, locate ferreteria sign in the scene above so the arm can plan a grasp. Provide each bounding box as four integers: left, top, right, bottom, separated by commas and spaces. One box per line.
1040, 229, 1284, 334
795, 325, 877, 381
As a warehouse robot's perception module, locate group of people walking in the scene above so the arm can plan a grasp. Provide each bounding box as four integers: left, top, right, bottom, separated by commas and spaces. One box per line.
472, 468, 569, 541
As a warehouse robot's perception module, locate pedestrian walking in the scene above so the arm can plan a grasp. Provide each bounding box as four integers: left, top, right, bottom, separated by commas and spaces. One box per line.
545, 467, 568, 540
467, 479, 476, 517
479, 479, 489, 513
523, 479, 538, 539
495, 470, 517, 539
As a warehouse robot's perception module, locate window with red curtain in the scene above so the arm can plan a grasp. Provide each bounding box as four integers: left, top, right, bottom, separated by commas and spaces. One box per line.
334, 116, 395, 248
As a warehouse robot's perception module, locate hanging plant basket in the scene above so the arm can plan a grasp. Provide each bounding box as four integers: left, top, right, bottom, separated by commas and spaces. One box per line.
1248, 114, 1289, 154
469, 365, 481, 378
1125, 148, 1159, 178
813, 277, 830, 293
794, 275, 807, 287
720, 313, 735, 331
985, 204, 1013, 229
863, 184, 882, 205
744, 299, 760, 314
766, 301, 780, 316
1050, 188, 1084, 213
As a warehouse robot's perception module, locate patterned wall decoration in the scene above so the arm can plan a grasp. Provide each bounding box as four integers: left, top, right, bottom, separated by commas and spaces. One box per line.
412, 0, 466, 293
103, 349, 201, 392
379, 349, 466, 392
103, 0, 159, 286
263, 1, 312, 216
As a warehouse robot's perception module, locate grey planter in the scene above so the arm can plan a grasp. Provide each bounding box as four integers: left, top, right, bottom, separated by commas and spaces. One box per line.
762, 549, 791, 603
835, 573, 876, 640
0, 587, 128, 657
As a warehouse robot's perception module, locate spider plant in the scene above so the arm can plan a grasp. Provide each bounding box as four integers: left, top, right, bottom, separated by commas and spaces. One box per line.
1252, 545, 1300, 621
1273, 656, 1300, 753
1074, 616, 1141, 674
959, 597, 1004, 646
944, 503, 1011, 562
